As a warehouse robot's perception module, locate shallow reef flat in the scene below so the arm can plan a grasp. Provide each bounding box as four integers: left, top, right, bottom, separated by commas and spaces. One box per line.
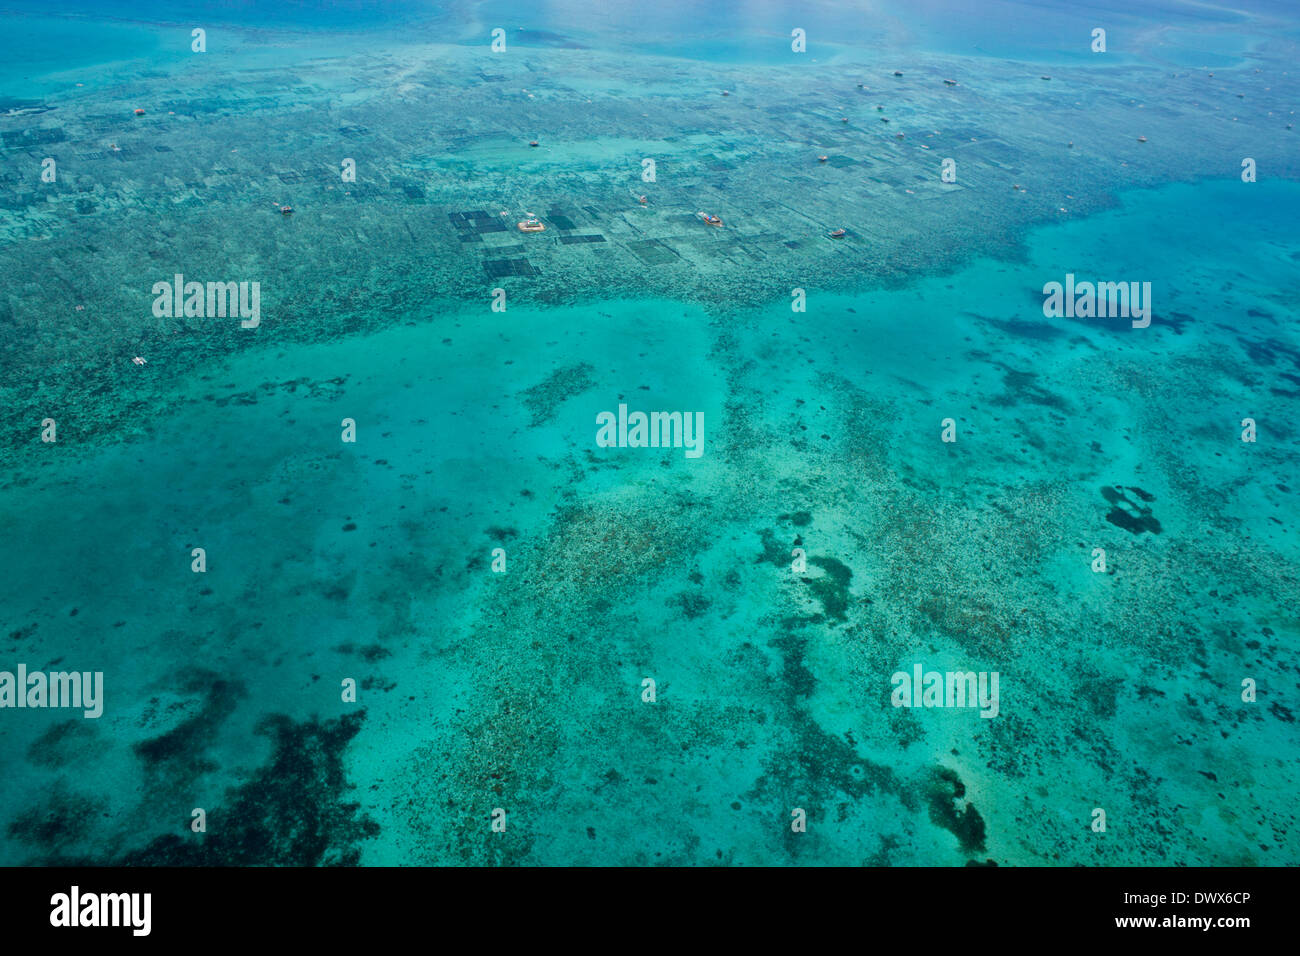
1, 21, 1297, 460
0, 6, 1297, 867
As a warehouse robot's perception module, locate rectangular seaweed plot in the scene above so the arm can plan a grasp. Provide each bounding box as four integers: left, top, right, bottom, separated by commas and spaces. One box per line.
624, 239, 681, 265
482, 258, 539, 278
449, 210, 507, 233
558, 234, 606, 244
2, 127, 66, 148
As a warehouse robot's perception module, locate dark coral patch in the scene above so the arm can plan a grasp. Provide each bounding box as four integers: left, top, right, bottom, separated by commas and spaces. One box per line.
47, 711, 377, 866
7, 623, 37, 642
992, 367, 1070, 410
133, 672, 246, 770
670, 590, 712, 620
519, 363, 597, 426
26, 719, 99, 768
7, 788, 103, 852
978, 315, 1066, 341
756, 527, 791, 567
805, 556, 853, 621
1102, 485, 1162, 535
926, 766, 987, 854
772, 629, 817, 701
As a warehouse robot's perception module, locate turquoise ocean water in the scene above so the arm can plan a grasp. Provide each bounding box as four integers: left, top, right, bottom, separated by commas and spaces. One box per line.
0, 1, 1296, 866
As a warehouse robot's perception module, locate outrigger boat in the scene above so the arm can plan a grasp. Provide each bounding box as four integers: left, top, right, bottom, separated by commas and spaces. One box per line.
517, 217, 545, 232
696, 211, 723, 227
829, 228, 846, 239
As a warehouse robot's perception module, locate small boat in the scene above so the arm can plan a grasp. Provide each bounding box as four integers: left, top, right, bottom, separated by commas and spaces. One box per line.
529, 140, 539, 147
280, 205, 293, 215
943, 79, 957, 86
1137, 135, 1147, 142
818, 155, 828, 162
134, 108, 145, 116
517, 217, 545, 232
893, 71, 903, 77
829, 229, 846, 239
638, 195, 648, 204
132, 356, 147, 365
696, 211, 723, 227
